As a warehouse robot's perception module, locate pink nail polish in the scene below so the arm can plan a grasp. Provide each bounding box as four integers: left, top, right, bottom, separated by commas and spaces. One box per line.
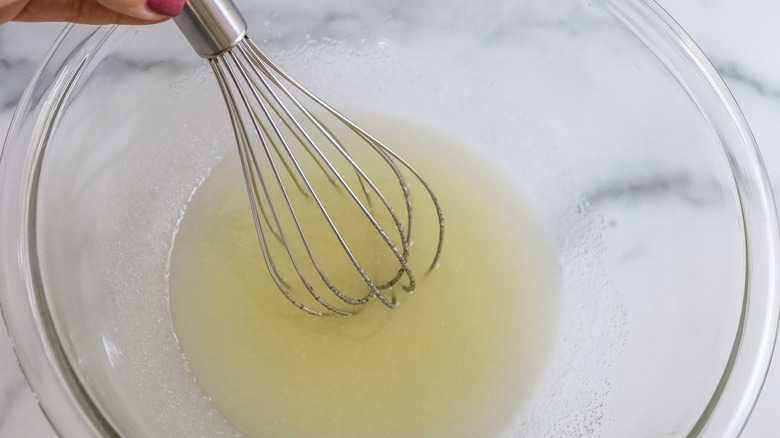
147, 0, 186, 17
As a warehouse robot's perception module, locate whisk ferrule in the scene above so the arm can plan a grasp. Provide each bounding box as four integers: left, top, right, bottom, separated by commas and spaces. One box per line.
174, 0, 247, 58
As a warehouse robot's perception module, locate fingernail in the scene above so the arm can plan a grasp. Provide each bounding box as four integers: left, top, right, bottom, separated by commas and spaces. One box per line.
147, 0, 186, 17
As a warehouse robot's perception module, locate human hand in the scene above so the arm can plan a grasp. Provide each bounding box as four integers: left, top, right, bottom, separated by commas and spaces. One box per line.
1, 0, 186, 25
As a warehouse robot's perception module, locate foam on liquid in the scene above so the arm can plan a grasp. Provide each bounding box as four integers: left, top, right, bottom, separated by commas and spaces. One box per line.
168, 116, 558, 437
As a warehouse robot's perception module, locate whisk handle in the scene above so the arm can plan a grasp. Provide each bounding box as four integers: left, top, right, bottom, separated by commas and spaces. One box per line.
173, 0, 248, 58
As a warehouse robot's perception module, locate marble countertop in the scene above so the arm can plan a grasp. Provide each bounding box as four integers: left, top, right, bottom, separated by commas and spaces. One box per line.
2, 0, 780, 436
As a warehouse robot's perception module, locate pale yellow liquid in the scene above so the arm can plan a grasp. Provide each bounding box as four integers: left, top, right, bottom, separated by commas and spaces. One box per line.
168, 116, 558, 438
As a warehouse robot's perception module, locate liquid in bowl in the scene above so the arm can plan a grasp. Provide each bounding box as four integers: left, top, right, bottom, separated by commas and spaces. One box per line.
168, 115, 559, 437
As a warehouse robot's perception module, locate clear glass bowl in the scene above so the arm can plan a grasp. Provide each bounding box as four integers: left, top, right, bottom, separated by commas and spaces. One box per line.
1, 0, 778, 436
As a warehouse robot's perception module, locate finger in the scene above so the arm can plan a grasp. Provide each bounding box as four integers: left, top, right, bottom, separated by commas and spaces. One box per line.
13, 0, 155, 24
96, 0, 184, 20
0, 0, 29, 23
11, 0, 184, 24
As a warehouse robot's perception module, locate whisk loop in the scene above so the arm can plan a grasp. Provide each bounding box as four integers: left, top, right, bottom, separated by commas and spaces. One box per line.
175, 0, 444, 315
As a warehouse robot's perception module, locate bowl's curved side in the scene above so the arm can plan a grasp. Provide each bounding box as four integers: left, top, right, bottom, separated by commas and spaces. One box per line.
606, 0, 780, 435
0, 24, 122, 438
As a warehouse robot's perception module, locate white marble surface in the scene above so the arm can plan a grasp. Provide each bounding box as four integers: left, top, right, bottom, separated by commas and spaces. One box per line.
1, 0, 780, 436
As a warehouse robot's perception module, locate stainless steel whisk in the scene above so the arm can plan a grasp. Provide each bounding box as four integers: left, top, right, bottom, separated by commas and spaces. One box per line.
173, 0, 444, 315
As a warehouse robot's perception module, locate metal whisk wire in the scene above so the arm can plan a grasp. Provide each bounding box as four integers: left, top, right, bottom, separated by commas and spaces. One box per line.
174, 0, 444, 315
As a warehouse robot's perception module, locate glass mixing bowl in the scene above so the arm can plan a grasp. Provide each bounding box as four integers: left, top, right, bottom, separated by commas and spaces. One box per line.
1, 0, 778, 436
